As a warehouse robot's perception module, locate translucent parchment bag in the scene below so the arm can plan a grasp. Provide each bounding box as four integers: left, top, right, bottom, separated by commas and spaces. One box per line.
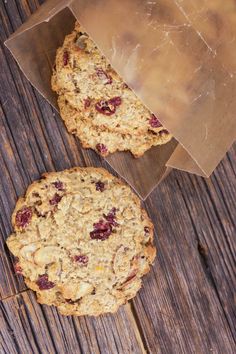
5, 0, 236, 198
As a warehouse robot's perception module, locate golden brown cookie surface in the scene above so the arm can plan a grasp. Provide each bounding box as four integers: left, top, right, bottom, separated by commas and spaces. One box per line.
7, 168, 156, 316
52, 22, 171, 156
57, 95, 172, 157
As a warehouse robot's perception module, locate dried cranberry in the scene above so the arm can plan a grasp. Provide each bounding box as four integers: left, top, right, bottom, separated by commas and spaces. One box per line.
96, 143, 108, 155
63, 51, 69, 65
110, 207, 117, 215
109, 96, 122, 106
95, 100, 116, 116
96, 68, 112, 84
36, 274, 55, 290
84, 98, 91, 109
90, 220, 112, 240
95, 97, 122, 116
52, 181, 64, 191
73, 255, 89, 265
90, 208, 117, 240
149, 114, 162, 128
95, 181, 105, 192
15, 207, 32, 229
14, 263, 23, 275
49, 193, 62, 206
103, 208, 118, 227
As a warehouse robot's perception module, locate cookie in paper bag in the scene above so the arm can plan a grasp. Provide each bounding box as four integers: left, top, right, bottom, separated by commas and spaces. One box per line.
52, 22, 171, 157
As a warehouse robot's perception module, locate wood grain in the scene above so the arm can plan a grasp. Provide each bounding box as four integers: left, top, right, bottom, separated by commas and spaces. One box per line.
0, 291, 144, 354
132, 152, 236, 353
0, 1, 235, 353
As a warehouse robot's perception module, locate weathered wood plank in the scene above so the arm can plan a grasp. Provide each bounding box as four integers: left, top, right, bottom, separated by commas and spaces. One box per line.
174, 146, 236, 339
0, 291, 144, 354
0, 104, 27, 297
130, 149, 236, 353
0, 291, 58, 354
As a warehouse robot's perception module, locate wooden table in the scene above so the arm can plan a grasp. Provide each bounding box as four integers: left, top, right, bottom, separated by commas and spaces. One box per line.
0, 1, 235, 353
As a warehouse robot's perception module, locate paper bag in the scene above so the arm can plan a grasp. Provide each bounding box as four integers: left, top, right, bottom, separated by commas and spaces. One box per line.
5, 0, 236, 199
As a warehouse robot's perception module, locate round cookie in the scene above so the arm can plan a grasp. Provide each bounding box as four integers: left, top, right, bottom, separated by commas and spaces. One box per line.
58, 95, 172, 157
7, 168, 156, 316
51, 22, 170, 137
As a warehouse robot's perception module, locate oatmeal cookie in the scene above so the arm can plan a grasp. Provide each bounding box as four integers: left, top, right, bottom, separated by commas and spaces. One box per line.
51, 22, 171, 155
58, 95, 171, 157
7, 168, 156, 316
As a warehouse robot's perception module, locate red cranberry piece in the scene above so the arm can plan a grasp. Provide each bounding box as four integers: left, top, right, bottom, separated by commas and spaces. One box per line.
103, 208, 118, 227
49, 193, 62, 206
96, 143, 108, 155
52, 181, 64, 191
95, 100, 116, 116
14, 262, 23, 275
95, 97, 122, 116
63, 51, 69, 65
73, 255, 89, 265
109, 207, 117, 215
15, 207, 32, 229
109, 96, 122, 106
149, 114, 162, 128
84, 98, 91, 109
90, 220, 112, 240
36, 274, 55, 290
96, 68, 112, 84
95, 181, 105, 192
90, 208, 118, 240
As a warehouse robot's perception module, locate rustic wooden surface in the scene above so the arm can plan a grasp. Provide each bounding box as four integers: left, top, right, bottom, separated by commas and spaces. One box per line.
0, 1, 235, 353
